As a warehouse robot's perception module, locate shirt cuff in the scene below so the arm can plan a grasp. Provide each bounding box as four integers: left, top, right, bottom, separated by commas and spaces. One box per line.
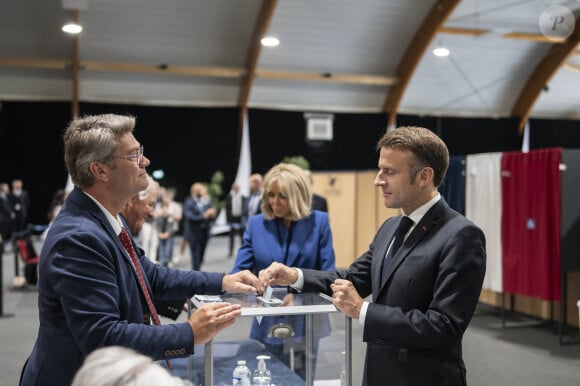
289, 268, 304, 292
359, 301, 369, 328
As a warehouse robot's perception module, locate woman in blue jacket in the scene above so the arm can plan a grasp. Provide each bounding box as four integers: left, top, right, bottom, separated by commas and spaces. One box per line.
231, 162, 336, 380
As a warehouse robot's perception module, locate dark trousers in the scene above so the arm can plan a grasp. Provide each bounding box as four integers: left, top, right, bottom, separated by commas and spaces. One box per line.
228, 222, 243, 256
187, 228, 209, 271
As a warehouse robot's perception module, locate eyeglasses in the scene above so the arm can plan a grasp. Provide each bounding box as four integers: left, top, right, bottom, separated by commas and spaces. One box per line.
101, 146, 144, 165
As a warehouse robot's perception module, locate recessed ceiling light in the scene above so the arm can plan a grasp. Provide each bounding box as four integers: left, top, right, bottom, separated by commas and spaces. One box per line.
62, 23, 83, 34
261, 36, 280, 47
433, 47, 450, 57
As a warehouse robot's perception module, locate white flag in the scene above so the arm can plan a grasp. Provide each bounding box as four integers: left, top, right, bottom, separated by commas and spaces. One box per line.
521, 121, 530, 153
234, 114, 252, 196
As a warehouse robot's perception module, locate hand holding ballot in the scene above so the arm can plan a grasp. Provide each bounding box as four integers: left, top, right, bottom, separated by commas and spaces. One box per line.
222, 269, 261, 294
258, 262, 299, 289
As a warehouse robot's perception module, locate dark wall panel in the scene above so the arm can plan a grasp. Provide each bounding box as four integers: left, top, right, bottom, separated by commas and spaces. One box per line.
249, 109, 387, 173
2, 100, 577, 226
0, 101, 71, 226
79, 103, 239, 202
530, 118, 580, 149
440, 117, 521, 155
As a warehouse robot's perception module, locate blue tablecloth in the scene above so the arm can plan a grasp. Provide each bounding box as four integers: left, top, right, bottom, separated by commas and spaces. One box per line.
168, 340, 306, 386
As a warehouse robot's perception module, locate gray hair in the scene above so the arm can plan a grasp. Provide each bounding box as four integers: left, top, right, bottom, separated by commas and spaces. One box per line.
138, 175, 159, 201
71, 346, 190, 386
64, 114, 136, 189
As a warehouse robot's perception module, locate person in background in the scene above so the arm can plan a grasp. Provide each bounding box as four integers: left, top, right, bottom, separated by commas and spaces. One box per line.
8, 178, 30, 236
259, 126, 486, 386
183, 182, 215, 270
231, 162, 336, 379
121, 175, 184, 321
226, 182, 246, 257
120, 175, 159, 242
243, 173, 263, 224
0, 182, 12, 247
156, 199, 176, 267
304, 170, 328, 212
40, 189, 68, 242
19, 114, 260, 386
71, 346, 189, 386
156, 186, 182, 266
138, 195, 159, 262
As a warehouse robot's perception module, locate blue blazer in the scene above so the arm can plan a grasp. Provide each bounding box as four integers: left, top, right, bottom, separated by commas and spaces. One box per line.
20, 188, 224, 386
231, 211, 335, 344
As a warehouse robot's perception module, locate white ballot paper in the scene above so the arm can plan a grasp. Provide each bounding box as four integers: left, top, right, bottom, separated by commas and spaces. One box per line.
256, 285, 283, 323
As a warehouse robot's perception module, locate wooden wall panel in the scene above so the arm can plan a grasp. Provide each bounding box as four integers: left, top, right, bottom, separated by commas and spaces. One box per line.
567, 272, 580, 327
311, 172, 356, 268
356, 171, 379, 257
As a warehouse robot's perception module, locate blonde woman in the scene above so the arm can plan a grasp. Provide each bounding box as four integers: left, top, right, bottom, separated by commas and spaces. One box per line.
231, 162, 335, 379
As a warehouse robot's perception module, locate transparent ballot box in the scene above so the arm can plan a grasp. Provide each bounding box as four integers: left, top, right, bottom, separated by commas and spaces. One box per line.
181, 288, 352, 386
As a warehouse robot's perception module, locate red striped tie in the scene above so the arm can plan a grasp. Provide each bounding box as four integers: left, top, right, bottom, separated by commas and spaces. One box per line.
119, 227, 172, 370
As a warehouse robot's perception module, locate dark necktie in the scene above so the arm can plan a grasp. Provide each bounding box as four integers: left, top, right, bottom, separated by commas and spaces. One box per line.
119, 227, 172, 370
381, 216, 414, 281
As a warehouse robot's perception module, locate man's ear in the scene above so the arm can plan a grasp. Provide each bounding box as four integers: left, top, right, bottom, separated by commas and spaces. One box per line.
89, 161, 109, 182
418, 166, 434, 187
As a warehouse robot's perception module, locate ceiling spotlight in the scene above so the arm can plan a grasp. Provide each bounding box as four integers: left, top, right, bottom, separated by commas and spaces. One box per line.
261, 36, 280, 47
62, 23, 83, 34
433, 47, 450, 57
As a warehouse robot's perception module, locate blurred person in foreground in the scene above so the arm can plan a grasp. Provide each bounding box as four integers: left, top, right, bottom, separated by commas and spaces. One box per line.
19, 114, 259, 386
72, 346, 190, 386
259, 126, 486, 386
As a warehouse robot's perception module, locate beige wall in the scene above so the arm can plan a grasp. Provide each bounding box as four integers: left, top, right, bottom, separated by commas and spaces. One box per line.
311, 172, 356, 268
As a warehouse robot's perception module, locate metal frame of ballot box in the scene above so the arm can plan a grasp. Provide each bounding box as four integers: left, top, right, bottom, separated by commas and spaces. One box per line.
189, 290, 352, 386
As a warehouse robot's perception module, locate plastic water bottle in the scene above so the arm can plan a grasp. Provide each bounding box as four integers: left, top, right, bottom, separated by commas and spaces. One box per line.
339, 350, 347, 386
251, 355, 271, 386
233, 360, 251, 385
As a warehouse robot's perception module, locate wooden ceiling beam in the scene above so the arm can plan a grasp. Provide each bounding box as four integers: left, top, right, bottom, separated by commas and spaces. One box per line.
501, 31, 565, 44
439, 26, 567, 43
0, 58, 397, 86
238, 0, 278, 127
256, 69, 397, 86
83, 61, 245, 78
384, 0, 461, 128
438, 26, 489, 36
0, 58, 68, 69
511, 15, 580, 134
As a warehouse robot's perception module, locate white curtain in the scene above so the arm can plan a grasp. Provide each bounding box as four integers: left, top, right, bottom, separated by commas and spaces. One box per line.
465, 152, 503, 292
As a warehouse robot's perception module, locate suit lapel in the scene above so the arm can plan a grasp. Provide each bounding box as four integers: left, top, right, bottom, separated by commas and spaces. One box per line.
378, 200, 446, 293
373, 223, 394, 291
260, 220, 285, 263
285, 214, 314, 267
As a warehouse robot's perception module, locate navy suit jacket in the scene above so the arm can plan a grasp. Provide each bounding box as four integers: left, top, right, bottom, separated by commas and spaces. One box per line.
231, 211, 335, 344
20, 188, 224, 386
301, 199, 486, 386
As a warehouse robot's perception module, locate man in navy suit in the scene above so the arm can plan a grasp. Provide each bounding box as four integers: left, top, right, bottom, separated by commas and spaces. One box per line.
260, 126, 486, 386
226, 182, 246, 257
19, 114, 260, 386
